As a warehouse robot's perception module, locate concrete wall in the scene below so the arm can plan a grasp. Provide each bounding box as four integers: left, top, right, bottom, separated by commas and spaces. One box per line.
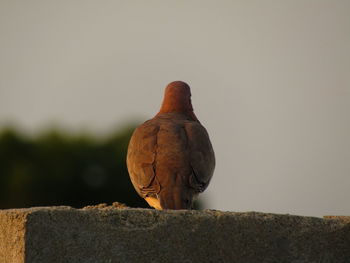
1, 206, 349, 263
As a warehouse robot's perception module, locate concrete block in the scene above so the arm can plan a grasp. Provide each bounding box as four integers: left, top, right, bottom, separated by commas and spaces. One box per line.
1, 206, 349, 263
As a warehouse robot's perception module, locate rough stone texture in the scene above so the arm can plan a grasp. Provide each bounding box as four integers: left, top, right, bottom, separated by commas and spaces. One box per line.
0, 206, 349, 263
0, 209, 28, 263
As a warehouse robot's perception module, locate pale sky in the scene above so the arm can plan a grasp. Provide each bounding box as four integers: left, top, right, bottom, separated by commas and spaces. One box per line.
1, 0, 349, 217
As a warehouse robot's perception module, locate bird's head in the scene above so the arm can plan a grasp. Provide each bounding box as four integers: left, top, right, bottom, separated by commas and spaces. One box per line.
158, 81, 195, 117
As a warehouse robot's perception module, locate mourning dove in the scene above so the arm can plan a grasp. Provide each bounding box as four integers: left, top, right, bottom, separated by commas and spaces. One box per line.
126, 81, 215, 209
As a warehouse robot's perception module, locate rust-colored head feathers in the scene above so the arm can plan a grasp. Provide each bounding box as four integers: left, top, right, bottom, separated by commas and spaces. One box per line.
158, 81, 193, 114
158, 81, 198, 121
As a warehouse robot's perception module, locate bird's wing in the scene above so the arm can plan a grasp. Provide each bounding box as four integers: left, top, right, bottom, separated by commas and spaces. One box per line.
126, 121, 160, 198
185, 122, 215, 192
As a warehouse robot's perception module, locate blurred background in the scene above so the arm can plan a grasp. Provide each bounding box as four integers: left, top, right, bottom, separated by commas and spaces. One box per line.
0, 1, 349, 216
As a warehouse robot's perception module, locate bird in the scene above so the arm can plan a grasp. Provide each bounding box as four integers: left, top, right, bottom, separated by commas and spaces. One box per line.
126, 81, 215, 209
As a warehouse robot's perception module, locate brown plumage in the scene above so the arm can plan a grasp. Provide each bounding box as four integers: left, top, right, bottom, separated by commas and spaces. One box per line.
126, 81, 215, 209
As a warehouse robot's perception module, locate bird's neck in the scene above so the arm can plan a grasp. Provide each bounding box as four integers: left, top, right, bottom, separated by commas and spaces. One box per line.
157, 108, 199, 122
157, 97, 199, 121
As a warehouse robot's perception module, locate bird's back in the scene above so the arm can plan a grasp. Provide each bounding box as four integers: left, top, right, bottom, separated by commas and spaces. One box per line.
127, 112, 215, 209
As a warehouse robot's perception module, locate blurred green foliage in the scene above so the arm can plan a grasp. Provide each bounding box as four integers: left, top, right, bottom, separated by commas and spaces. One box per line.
0, 125, 150, 209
